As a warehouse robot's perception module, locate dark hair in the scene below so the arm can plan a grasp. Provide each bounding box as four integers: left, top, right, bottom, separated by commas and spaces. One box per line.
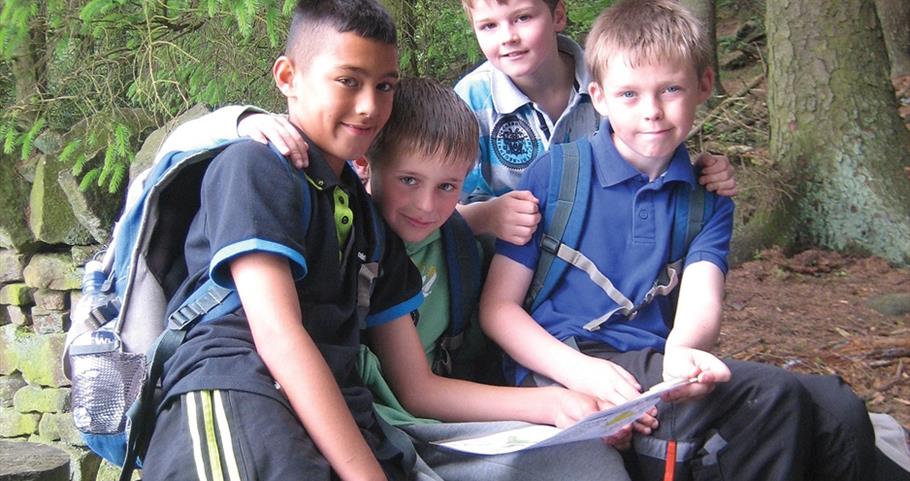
368, 77, 478, 170
286, 0, 397, 57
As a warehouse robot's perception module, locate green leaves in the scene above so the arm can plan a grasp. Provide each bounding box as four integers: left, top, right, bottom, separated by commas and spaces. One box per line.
1, 0, 291, 192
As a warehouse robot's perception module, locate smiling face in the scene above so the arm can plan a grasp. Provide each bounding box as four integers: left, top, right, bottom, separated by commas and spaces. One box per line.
274, 29, 399, 173
588, 52, 713, 177
370, 148, 470, 243
467, 0, 566, 82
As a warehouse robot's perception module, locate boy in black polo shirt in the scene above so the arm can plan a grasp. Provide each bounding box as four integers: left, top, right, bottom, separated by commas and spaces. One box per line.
140, 2, 426, 480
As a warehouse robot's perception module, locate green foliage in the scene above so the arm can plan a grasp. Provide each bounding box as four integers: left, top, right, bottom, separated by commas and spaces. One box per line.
0, 0, 620, 193
388, 0, 481, 81
564, 0, 612, 41
0, 0, 291, 192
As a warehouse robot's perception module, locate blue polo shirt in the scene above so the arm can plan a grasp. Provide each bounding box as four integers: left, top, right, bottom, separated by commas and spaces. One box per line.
496, 120, 734, 385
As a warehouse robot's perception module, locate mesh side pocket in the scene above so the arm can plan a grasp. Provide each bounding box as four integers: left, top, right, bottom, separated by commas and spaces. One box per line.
70, 351, 148, 434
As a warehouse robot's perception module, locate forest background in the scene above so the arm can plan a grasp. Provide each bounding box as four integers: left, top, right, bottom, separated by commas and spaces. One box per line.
0, 0, 908, 434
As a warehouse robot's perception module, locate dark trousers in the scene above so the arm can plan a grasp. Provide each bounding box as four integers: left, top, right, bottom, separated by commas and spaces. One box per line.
142, 389, 408, 481
535, 345, 875, 481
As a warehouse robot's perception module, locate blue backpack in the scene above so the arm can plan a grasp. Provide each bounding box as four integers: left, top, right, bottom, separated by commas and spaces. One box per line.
430, 212, 485, 378
523, 138, 717, 327
63, 140, 385, 480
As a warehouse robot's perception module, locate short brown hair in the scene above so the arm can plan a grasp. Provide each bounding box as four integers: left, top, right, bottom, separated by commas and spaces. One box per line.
584, 0, 710, 85
368, 77, 478, 170
460, 0, 560, 17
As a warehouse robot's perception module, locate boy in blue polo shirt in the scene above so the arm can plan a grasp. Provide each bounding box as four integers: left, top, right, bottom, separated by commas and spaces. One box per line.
453, 0, 737, 245
140, 2, 428, 480
480, 1, 875, 480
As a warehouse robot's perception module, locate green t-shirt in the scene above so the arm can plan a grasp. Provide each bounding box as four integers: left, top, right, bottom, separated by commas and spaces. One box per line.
358, 229, 449, 426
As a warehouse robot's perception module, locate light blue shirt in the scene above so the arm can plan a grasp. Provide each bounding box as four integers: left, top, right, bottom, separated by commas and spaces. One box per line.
454, 35, 599, 201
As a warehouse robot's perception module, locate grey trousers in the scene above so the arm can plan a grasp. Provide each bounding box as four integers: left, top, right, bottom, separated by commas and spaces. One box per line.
402, 421, 631, 481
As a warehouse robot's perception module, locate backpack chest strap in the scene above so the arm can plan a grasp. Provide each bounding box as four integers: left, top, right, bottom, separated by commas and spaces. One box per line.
550, 242, 682, 331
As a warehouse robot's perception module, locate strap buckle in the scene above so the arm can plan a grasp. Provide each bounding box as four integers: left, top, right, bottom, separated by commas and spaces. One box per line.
540, 234, 561, 255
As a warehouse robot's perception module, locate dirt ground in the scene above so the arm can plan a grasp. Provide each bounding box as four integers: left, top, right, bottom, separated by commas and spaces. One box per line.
698, 6, 910, 433
717, 249, 910, 430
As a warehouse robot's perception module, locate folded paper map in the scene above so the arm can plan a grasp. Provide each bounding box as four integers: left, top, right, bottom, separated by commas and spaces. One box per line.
433, 378, 696, 455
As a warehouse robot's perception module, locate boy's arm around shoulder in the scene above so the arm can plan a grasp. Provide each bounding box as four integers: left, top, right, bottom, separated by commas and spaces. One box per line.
153, 105, 265, 164
231, 253, 387, 481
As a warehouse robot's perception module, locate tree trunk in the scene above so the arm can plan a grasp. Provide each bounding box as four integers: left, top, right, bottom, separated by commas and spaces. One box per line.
762, 0, 910, 265
10, 9, 45, 127
875, 0, 910, 78
386, 0, 421, 75
680, 0, 726, 99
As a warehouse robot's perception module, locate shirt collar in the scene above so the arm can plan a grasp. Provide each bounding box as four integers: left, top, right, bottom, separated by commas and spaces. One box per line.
590, 118, 696, 189
490, 34, 590, 115
296, 129, 357, 191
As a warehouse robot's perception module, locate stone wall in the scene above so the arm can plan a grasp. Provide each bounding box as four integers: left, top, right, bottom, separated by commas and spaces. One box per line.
0, 106, 208, 480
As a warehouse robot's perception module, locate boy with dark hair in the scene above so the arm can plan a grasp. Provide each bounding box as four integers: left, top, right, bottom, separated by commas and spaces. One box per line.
141, 1, 426, 480
157, 76, 635, 481
453, 0, 737, 245
480, 1, 875, 480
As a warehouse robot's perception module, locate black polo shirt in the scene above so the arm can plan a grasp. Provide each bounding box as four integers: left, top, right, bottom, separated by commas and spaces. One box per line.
160, 140, 422, 440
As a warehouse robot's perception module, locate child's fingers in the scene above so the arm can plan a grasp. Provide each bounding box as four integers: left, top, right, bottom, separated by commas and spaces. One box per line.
700, 175, 738, 196
604, 425, 633, 448
272, 120, 309, 169
507, 189, 540, 204
694, 151, 719, 169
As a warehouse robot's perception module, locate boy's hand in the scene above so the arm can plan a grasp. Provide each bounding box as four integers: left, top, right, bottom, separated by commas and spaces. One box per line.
565, 356, 643, 408
238, 113, 309, 169
549, 387, 601, 428
694, 152, 737, 197
661, 346, 731, 403
550, 388, 644, 448
595, 398, 659, 440
489, 190, 541, 245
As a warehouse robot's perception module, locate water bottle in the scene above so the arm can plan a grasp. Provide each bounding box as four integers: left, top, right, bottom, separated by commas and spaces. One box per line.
69, 260, 145, 435
70, 260, 115, 331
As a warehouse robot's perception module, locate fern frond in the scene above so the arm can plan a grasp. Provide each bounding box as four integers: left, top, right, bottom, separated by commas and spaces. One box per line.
113, 123, 131, 157
59, 139, 82, 165
79, 168, 100, 191
20, 117, 46, 160
108, 162, 127, 193
71, 152, 88, 176
2, 127, 17, 155
281, 0, 295, 16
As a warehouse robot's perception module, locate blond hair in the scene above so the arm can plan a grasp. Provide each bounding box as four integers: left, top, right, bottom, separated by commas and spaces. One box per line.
584, 0, 710, 85
460, 0, 559, 17
368, 77, 478, 170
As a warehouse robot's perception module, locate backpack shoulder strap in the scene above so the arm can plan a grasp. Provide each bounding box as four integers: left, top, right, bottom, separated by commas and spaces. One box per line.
365, 196, 386, 264
662, 176, 717, 326
436, 212, 482, 369
523, 139, 592, 312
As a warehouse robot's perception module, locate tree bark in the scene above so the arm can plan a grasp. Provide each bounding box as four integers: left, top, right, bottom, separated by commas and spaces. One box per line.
761, 0, 910, 265
874, 0, 910, 78
680, 0, 726, 99
386, 0, 421, 75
